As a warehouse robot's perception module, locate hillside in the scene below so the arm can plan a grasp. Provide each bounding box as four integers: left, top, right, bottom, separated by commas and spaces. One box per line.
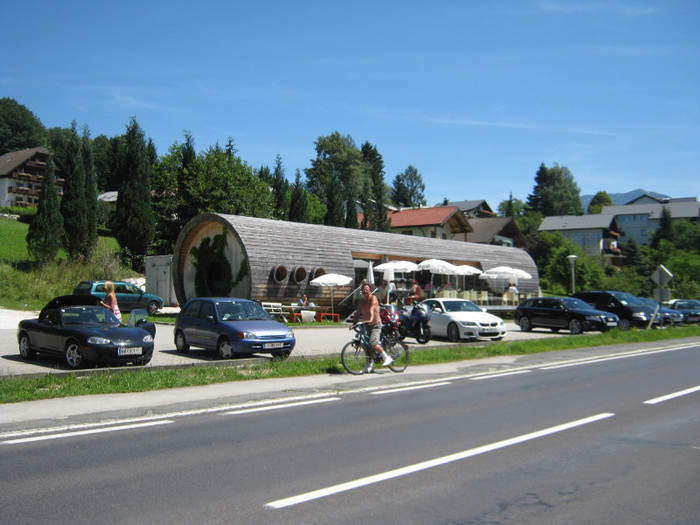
580, 188, 670, 209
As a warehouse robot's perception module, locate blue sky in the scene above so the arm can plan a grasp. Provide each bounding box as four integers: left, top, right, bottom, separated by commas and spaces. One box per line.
3, 1, 698, 209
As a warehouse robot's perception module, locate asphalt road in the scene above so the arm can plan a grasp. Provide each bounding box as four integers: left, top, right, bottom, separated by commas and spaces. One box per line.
1, 340, 698, 524
0, 308, 563, 376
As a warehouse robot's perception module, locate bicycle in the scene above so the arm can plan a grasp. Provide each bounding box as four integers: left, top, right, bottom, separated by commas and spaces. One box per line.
341, 323, 409, 375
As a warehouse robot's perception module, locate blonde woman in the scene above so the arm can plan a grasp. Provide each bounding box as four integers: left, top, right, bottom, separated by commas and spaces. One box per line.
101, 281, 122, 321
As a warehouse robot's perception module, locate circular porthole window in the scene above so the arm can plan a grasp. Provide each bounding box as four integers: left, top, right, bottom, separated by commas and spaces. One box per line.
272, 264, 288, 283
311, 267, 325, 280
293, 266, 307, 284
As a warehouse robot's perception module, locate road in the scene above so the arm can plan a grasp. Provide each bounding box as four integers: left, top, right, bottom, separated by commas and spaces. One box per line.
1, 340, 698, 524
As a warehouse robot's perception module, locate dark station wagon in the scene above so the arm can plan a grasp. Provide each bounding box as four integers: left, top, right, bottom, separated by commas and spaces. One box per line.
514, 296, 619, 334
74, 280, 164, 315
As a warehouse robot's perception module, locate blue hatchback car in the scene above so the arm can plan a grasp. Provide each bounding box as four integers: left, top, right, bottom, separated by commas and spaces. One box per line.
174, 297, 296, 359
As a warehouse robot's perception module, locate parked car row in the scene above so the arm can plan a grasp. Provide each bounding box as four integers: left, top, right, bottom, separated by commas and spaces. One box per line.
514, 290, 700, 334
16, 295, 296, 369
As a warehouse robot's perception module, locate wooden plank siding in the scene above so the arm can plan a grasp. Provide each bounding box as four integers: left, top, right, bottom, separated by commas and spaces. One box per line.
172, 213, 540, 310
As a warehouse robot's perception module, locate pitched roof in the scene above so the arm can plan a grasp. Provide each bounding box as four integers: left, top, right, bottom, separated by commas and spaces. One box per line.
388, 206, 471, 231
435, 199, 494, 215
539, 214, 618, 231
0, 147, 51, 177
466, 217, 522, 244
600, 198, 699, 219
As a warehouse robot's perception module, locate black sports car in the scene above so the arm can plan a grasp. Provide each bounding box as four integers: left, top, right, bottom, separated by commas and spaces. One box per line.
17, 295, 156, 369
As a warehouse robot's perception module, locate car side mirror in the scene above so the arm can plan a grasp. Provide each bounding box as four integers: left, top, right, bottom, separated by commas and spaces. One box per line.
482, 307, 487, 313
205, 315, 216, 323
41, 318, 52, 326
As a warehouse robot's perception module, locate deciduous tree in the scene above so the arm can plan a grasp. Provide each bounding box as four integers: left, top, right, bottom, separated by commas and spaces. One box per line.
526, 163, 583, 216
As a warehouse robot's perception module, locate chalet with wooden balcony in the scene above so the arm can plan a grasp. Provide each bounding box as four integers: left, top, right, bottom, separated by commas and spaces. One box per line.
0, 147, 63, 208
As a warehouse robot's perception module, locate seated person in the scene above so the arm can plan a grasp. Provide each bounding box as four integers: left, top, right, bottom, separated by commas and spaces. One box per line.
297, 294, 309, 310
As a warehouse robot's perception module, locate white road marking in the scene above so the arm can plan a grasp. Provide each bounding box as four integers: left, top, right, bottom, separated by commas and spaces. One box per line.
224, 397, 340, 415
470, 370, 531, 380
2, 420, 173, 445
266, 412, 615, 509
644, 385, 700, 405
541, 345, 695, 370
370, 382, 451, 395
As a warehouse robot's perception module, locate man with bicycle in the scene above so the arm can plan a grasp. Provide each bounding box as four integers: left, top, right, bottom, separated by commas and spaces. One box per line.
352, 282, 393, 367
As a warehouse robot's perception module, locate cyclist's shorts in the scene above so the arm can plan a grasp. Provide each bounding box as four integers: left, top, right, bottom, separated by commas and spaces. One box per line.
368, 323, 382, 347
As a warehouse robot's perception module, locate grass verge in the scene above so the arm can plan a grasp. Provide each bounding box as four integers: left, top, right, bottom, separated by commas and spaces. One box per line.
2, 325, 699, 404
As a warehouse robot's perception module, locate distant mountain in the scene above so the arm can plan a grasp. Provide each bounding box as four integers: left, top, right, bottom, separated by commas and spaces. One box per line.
581, 189, 670, 209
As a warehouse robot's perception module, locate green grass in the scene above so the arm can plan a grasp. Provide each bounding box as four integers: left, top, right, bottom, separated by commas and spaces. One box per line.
2, 324, 699, 404
0, 217, 134, 310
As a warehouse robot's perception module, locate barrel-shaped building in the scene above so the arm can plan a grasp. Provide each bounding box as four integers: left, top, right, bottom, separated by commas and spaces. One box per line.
172, 213, 539, 310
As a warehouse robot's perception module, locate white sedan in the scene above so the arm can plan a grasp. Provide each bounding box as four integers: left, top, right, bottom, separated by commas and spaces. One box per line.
421, 298, 507, 342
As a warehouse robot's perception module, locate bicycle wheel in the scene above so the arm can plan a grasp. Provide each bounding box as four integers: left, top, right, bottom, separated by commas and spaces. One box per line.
341, 340, 371, 375
385, 339, 409, 372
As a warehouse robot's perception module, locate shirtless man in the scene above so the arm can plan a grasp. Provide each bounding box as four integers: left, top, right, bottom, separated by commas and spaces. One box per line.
352, 282, 393, 367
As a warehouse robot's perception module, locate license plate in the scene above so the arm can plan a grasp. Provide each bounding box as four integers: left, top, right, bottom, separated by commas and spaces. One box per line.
263, 342, 284, 349
118, 347, 142, 356
606, 320, 617, 326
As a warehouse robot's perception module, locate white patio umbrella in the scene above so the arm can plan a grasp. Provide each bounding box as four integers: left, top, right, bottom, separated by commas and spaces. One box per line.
309, 273, 353, 314
479, 266, 532, 280
374, 260, 420, 273
417, 258, 459, 275
455, 265, 483, 276
455, 264, 483, 291
418, 258, 459, 290
365, 261, 375, 286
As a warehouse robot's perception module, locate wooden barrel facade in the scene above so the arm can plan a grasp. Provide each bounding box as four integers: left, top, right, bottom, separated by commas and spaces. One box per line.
172, 213, 540, 308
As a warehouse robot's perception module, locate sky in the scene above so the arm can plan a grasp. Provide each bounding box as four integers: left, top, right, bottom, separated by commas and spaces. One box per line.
3, 1, 699, 209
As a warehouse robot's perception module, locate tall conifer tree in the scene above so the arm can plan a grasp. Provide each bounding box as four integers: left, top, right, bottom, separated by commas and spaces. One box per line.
60, 122, 89, 259
115, 118, 155, 271
26, 156, 64, 265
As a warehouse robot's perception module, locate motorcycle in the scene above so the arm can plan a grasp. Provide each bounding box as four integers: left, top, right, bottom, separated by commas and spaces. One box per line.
381, 302, 432, 344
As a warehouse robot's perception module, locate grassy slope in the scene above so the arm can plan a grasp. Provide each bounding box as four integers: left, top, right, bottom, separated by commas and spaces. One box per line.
0, 217, 127, 310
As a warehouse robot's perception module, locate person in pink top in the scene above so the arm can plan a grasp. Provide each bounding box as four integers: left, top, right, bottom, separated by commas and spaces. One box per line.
101, 280, 122, 322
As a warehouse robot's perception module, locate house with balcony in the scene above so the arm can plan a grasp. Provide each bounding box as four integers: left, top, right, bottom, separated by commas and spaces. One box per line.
538, 214, 622, 264
387, 205, 472, 239
435, 198, 524, 247
0, 147, 63, 208
599, 197, 699, 246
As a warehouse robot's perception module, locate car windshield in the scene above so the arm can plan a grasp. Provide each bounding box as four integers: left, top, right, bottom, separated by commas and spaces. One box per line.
638, 297, 661, 308
677, 300, 700, 308
442, 300, 482, 313
561, 298, 596, 310
216, 301, 271, 321
610, 291, 645, 305
61, 306, 119, 325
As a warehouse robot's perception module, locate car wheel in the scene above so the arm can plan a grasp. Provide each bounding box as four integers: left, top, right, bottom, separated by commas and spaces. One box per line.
147, 301, 160, 315
18, 333, 36, 360
519, 317, 532, 332
134, 355, 152, 366
447, 323, 460, 342
175, 331, 190, 353
569, 318, 583, 335
217, 338, 234, 359
65, 341, 84, 369
618, 319, 632, 331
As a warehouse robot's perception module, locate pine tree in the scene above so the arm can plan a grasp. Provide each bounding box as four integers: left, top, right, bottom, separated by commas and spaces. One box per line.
82, 126, 98, 258
360, 142, 391, 232
289, 170, 309, 223
115, 118, 155, 271
26, 156, 64, 265
60, 122, 89, 259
